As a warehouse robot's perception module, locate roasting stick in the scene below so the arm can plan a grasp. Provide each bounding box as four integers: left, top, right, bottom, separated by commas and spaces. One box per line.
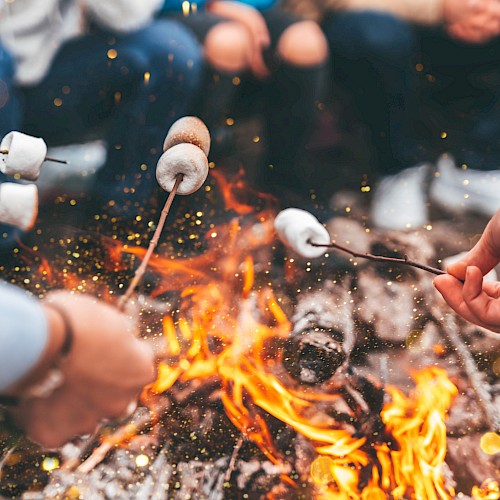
117, 173, 183, 311
117, 117, 210, 310
0, 150, 67, 164
309, 240, 446, 276
74, 118, 210, 474
274, 208, 447, 277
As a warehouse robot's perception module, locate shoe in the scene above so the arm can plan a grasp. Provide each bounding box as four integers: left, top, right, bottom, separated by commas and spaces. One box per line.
430, 154, 500, 217
371, 164, 431, 230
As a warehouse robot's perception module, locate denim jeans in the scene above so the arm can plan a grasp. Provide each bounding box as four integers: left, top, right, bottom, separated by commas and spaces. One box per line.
0, 18, 203, 234
324, 10, 500, 175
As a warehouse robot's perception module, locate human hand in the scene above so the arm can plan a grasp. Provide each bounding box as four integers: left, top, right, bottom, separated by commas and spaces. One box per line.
11, 291, 155, 448
434, 209, 500, 333
444, 0, 500, 43
207, 1, 271, 78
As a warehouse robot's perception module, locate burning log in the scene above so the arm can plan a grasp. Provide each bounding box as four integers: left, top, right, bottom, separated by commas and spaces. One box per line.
282, 279, 355, 384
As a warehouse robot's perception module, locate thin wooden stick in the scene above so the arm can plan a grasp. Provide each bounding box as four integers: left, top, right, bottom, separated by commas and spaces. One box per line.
309, 239, 446, 276
118, 173, 183, 311
224, 434, 244, 482
0, 149, 68, 164
433, 309, 500, 431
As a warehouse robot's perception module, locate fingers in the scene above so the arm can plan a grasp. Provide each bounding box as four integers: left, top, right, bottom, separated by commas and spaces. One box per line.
461, 267, 500, 332
446, 213, 500, 280
434, 268, 500, 333
16, 393, 100, 449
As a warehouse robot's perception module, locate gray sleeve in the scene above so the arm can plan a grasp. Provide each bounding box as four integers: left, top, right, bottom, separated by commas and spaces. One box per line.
0, 282, 48, 392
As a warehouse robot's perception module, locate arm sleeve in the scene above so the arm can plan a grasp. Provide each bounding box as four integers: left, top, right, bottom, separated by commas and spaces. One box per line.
330, 0, 444, 25
235, 0, 277, 10
83, 0, 164, 33
0, 283, 48, 392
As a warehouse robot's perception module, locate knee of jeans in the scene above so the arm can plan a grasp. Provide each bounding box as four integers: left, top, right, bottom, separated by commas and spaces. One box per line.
0, 43, 15, 81
327, 11, 415, 64
117, 20, 203, 92
277, 21, 329, 68
205, 22, 253, 73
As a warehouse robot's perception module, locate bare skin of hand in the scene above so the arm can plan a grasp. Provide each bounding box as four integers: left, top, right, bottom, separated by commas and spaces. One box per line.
444, 0, 500, 43
207, 1, 271, 78
9, 291, 155, 448
434, 209, 500, 333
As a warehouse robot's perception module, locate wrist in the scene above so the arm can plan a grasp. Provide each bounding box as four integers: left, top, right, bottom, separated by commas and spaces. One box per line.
4, 303, 71, 398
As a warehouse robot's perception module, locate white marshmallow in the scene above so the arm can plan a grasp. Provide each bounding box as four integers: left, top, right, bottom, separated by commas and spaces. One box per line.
163, 116, 211, 157
156, 143, 209, 195
1, 131, 47, 181
274, 208, 330, 259
0, 183, 38, 230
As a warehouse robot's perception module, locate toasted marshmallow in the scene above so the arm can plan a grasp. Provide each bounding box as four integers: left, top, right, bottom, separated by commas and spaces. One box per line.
274, 208, 330, 259
156, 143, 209, 195
163, 116, 210, 157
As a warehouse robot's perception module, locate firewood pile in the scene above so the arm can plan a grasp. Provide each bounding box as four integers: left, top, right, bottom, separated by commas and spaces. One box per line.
1, 182, 499, 500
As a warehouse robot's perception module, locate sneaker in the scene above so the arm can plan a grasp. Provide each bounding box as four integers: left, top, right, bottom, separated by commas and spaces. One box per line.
371, 164, 431, 230
430, 154, 500, 217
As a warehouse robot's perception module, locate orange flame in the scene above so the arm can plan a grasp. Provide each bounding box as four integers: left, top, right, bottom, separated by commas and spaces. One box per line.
93, 172, 467, 498
133, 199, 461, 498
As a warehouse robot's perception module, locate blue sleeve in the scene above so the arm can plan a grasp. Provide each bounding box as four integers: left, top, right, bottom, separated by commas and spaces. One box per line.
160, 0, 276, 13
160, 0, 208, 13
0, 282, 48, 392
235, 0, 277, 10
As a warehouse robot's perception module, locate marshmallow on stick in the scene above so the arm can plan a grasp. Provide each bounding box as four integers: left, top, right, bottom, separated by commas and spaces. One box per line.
119, 117, 211, 311
1, 131, 47, 181
0, 183, 38, 231
156, 142, 209, 195
274, 208, 330, 259
163, 116, 211, 157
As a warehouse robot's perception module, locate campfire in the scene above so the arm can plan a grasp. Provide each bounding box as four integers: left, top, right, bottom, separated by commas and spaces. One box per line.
1, 164, 499, 499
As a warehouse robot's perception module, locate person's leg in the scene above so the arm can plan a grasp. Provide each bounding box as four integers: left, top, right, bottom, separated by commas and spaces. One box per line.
22, 19, 204, 220
158, 11, 251, 157
0, 42, 22, 137
260, 11, 329, 197
419, 30, 500, 170
0, 41, 24, 252
200, 20, 254, 154
420, 32, 500, 217
324, 11, 419, 174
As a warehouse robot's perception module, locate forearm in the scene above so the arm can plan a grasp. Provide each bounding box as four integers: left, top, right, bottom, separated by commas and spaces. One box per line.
83, 0, 163, 32
284, 0, 445, 25
333, 0, 445, 25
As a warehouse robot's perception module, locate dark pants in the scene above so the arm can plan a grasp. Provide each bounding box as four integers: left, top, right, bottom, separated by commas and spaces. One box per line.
324, 10, 500, 175
162, 8, 328, 195
0, 19, 203, 225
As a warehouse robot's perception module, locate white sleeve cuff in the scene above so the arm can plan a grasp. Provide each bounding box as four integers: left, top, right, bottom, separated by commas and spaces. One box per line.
84, 0, 163, 33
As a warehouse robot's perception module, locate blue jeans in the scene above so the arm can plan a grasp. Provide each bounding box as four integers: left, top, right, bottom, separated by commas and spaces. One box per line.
0, 19, 203, 225
325, 11, 500, 174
